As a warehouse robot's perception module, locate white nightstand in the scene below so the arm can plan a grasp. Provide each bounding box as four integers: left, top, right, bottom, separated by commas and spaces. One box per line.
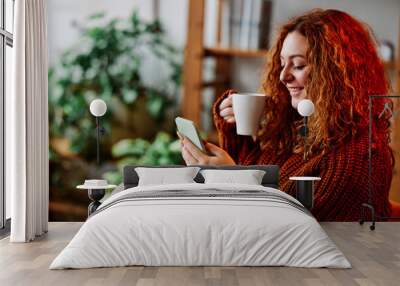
289, 176, 321, 210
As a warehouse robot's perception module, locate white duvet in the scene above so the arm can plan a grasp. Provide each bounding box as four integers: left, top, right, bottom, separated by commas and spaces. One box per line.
50, 183, 351, 269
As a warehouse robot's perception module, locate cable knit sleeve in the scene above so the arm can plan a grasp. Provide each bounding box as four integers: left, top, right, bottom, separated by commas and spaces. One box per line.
308, 134, 392, 221
212, 89, 257, 164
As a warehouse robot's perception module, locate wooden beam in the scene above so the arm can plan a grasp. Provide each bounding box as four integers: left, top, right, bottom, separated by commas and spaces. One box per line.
204, 47, 268, 58
182, 0, 205, 127
202, 78, 230, 88
216, 0, 224, 46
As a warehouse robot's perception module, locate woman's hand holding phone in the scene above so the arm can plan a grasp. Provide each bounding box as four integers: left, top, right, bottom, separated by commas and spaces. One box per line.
177, 132, 236, 166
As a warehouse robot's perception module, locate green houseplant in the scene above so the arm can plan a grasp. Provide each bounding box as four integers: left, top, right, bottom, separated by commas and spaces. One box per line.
103, 132, 183, 185
48, 11, 183, 220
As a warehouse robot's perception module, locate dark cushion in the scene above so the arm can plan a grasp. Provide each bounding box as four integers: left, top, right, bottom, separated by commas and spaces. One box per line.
123, 165, 279, 190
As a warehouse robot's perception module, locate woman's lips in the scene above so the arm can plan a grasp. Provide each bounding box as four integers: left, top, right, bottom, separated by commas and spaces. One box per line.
288, 86, 304, 97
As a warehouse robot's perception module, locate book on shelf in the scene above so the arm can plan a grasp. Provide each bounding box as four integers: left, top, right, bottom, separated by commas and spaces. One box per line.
221, 0, 231, 47
239, 0, 254, 50
229, 0, 243, 48
249, 0, 262, 50
257, 0, 272, 49
222, 0, 272, 51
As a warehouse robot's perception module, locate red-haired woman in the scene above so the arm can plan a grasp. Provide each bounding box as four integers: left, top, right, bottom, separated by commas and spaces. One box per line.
180, 9, 394, 221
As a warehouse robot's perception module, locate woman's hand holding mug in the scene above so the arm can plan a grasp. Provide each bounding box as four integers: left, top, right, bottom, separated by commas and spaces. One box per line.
219, 93, 266, 137
230, 93, 266, 137
219, 94, 236, 123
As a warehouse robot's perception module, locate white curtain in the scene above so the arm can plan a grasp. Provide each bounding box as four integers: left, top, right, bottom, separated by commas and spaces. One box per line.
7, 0, 49, 242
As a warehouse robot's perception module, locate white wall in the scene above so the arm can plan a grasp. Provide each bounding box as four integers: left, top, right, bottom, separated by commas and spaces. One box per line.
48, 0, 187, 64
48, 0, 188, 90
48, 0, 152, 65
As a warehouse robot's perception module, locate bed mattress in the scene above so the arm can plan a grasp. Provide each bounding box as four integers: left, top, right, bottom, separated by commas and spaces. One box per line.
50, 183, 350, 269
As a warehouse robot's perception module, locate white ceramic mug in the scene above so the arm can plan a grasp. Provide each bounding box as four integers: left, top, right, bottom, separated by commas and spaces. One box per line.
232, 93, 266, 136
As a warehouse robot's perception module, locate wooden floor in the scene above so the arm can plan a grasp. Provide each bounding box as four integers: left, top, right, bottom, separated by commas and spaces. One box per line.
0, 222, 399, 286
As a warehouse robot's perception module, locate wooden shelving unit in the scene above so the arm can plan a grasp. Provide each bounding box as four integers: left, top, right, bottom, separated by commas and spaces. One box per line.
204, 47, 268, 58
182, 0, 268, 129
383, 60, 397, 70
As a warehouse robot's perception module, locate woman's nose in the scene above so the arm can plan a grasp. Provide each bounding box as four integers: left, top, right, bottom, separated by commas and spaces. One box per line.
280, 66, 294, 83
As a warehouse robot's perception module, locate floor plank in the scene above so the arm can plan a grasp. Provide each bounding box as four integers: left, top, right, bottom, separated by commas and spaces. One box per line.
0, 222, 399, 286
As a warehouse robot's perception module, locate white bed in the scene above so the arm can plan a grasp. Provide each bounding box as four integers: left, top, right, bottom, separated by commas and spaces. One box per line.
50, 183, 351, 269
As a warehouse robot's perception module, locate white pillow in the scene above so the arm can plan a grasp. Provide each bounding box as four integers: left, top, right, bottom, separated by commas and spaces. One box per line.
135, 167, 200, 186
200, 169, 266, 185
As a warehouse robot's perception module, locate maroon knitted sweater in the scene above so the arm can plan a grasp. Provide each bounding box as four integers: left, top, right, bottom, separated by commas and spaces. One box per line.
213, 91, 392, 221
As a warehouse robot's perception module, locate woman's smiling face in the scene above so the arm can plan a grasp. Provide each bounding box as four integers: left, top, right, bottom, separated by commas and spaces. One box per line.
279, 31, 311, 109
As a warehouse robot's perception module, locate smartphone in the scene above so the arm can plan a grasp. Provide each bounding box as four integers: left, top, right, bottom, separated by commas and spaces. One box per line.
175, 117, 206, 152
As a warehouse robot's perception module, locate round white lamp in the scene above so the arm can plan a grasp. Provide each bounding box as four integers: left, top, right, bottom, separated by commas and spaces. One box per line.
297, 99, 315, 160
90, 99, 107, 117
89, 99, 107, 165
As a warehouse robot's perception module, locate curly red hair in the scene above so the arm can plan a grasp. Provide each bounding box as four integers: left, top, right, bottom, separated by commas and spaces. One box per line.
259, 9, 392, 157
